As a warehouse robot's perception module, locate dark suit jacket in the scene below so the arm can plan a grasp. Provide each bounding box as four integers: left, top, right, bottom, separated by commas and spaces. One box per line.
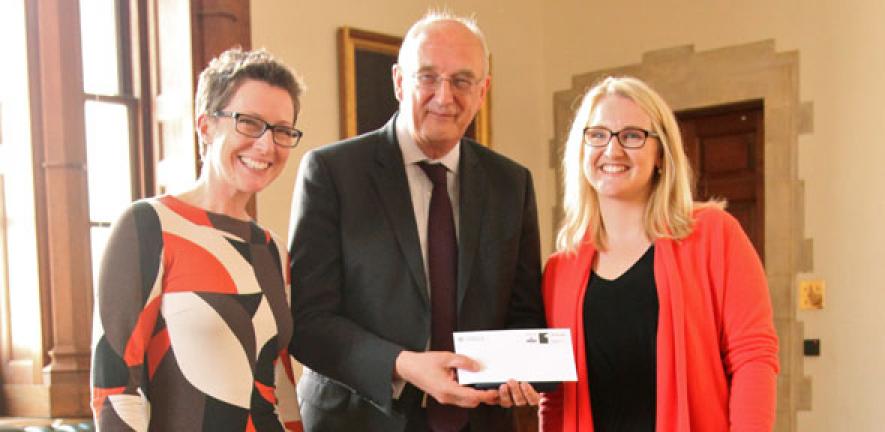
289, 116, 545, 431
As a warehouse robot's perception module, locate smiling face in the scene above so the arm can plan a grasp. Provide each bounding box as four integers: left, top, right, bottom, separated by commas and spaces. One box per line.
583, 95, 661, 205
393, 20, 489, 158
198, 79, 295, 199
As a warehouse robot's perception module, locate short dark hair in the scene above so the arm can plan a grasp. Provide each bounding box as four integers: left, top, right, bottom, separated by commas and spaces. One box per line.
194, 47, 304, 123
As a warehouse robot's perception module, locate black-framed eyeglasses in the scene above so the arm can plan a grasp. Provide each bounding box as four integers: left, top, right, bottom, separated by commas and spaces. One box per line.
583, 126, 658, 149
212, 111, 303, 148
412, 72, 482, 93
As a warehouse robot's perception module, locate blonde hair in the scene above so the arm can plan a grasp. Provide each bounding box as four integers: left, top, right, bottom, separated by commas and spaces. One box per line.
556, 76, 721, 252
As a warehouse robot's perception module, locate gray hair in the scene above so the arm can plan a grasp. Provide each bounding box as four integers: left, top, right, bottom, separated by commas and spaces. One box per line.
398, 10, 490, 76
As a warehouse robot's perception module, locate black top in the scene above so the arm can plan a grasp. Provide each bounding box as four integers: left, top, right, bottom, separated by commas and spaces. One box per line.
583, 246, 658, 432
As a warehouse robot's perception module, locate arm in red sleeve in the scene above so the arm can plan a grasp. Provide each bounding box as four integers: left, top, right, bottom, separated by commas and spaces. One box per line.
715, 213, 780, 431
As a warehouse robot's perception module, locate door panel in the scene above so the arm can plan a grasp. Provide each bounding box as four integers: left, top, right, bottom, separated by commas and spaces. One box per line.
677, 101, 764, 260
702, 133, 753, 173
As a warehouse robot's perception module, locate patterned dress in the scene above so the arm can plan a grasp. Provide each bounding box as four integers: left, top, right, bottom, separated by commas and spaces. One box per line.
91, 196, 302, 431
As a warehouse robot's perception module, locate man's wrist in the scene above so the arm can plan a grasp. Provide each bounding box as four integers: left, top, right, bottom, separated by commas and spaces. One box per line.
393, 349, 413, 381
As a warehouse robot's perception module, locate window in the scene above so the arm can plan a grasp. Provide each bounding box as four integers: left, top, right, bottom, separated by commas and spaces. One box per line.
79, 0, 153, 285
0, 0, 42, 371
0, 0, 245, 415
0, 0, 156, 415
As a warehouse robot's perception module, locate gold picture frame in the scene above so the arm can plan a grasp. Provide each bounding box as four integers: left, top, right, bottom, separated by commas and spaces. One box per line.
337, 27, 491, 146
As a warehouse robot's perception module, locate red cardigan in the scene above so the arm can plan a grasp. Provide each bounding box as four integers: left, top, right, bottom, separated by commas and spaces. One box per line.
539, 208, 779, 432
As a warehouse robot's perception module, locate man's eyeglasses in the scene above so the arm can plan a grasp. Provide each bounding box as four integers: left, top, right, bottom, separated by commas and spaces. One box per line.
583, 126, 658, 149
212, 111, 303, 148
413, 72, 482, 94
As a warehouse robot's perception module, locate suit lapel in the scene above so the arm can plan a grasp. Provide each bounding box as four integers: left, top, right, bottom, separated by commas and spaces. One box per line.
456, 141, 487, 312
370, 118, 429, 306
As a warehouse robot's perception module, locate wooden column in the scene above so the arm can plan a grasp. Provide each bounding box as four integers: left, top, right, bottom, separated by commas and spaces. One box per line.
21, 0, 92, 417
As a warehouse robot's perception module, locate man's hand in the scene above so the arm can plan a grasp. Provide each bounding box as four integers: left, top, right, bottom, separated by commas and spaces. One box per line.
394, 351, 498, 407
497, 379, 540, 408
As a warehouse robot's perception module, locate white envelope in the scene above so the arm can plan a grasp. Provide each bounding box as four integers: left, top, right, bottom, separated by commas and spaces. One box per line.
453, 328, 578, 386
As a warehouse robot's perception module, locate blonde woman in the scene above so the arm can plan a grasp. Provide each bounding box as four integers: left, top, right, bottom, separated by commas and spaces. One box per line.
539, 76, 778, 431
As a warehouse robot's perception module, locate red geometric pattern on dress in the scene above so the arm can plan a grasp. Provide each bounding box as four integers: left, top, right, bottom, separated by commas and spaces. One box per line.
159, 196, 212, 227
147, 327, 171, 379
262, 229, 271, 244
245, 415, 256, 432
162, 232, 238, 294
285, 421, 304, 432
279, 350, 295, 383
255, 380, 277, 405
91, 386, 125, 420
123, 296, 162, 367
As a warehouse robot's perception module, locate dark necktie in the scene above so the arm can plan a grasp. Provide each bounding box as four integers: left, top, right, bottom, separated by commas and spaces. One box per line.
417, 162, 467, 432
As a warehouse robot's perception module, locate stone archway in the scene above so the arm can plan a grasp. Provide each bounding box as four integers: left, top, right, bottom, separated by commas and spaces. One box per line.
550, 40, 812, 431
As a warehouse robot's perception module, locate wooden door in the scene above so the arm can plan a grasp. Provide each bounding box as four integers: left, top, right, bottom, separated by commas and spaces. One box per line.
677, 101, 764, 260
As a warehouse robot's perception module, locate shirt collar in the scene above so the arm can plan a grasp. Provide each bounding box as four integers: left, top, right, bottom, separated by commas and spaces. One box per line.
395, 115, 460, 174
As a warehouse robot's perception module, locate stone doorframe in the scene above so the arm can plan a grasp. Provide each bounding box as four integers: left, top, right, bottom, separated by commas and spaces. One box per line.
550, 40, 812, 432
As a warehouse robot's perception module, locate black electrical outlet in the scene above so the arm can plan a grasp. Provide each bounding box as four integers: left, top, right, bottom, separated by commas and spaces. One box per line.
803, 339, 821, 356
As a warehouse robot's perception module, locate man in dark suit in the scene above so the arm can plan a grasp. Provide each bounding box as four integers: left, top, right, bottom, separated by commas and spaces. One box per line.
289, 11, 546, 431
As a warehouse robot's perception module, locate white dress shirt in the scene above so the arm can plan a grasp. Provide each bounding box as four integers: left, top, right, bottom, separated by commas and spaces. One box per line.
395, 116, 461, 287
392, 115, 461, 399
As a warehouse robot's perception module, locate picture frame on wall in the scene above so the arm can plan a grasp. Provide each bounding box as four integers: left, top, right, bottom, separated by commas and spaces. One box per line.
337, 27, 491, 146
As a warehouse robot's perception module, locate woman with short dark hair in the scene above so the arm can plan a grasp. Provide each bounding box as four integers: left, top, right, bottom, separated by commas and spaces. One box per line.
91, 48, 305, 431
